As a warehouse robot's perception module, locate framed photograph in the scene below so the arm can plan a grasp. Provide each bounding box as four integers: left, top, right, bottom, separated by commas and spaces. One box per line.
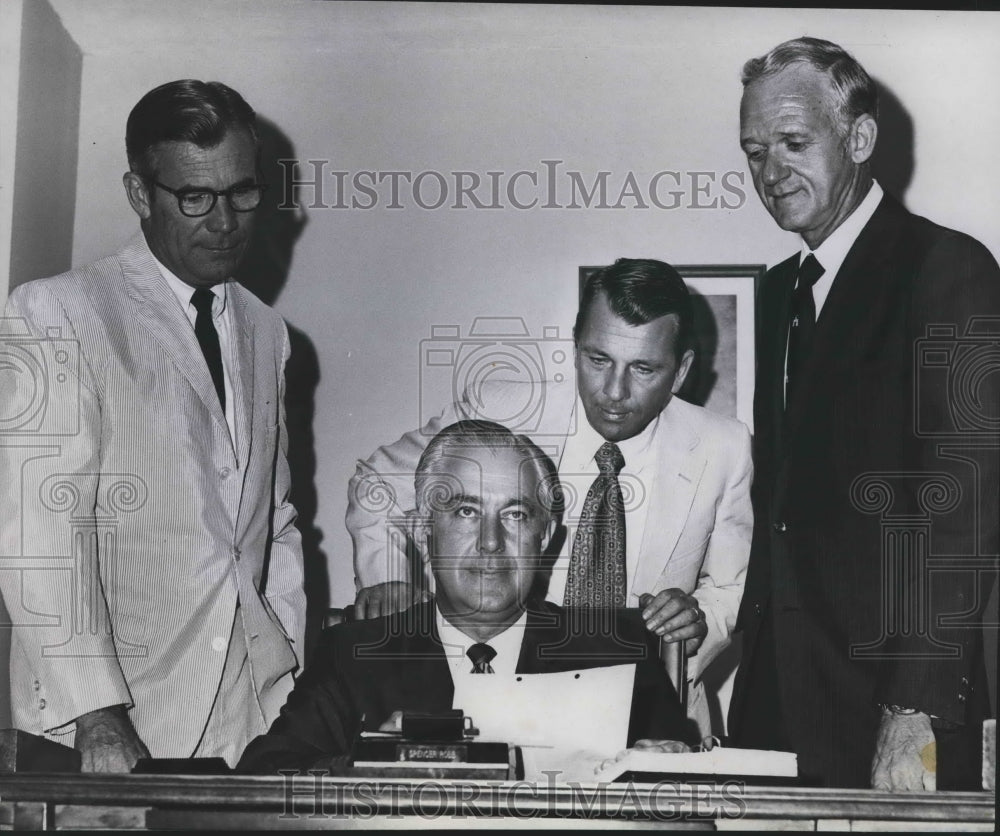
579, 265, 763, 432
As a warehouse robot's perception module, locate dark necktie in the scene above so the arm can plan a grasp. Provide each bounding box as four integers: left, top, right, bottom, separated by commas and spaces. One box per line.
786, 254, 825, 406
191, 287, 226, 412
564, 441, 627, 608
467, 643, 496, 674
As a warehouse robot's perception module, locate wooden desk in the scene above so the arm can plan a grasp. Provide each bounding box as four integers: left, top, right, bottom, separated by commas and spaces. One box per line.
0, 773, 994, 831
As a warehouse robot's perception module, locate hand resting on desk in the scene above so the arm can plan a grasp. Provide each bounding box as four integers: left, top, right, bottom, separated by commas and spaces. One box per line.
596, 738, 691, 775
74, 704, 150, 773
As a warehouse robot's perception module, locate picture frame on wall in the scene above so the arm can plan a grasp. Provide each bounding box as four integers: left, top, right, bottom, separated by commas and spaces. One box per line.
579, 264, 763, 433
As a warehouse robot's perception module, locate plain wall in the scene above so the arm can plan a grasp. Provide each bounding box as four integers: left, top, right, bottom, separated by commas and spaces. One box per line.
0, 0, 25, 293
8, 0, 81, 290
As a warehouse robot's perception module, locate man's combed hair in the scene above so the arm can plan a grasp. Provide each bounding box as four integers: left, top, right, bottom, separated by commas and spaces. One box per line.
415, 420, 562, 523
574, 258, 693, 360
125, 79, 258, 177
741, 36, 878, 131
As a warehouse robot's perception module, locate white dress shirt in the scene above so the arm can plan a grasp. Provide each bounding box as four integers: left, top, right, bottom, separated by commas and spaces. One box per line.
155, 257, 238, 451
784, 180, 884, 399
435, 606, 527, 720
801, 179, 884, 319
545, 396, 659, 606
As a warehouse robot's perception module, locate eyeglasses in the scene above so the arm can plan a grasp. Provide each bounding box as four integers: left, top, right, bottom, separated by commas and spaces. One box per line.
147, 178, 267, 217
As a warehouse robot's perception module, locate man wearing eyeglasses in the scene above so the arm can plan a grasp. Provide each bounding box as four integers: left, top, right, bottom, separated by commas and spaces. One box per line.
0, 80, 305, 772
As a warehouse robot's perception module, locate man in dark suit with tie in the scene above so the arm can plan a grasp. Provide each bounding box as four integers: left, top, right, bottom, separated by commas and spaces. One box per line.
238, 420, 695, 773
729, 36, 1000, 790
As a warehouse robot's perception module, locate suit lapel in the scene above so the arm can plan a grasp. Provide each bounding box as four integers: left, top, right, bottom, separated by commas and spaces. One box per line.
630, 400, 704, 597
764, 258, 797, 456
119, 235, 229, 434
390, 604, 454, 709
228, 286, 256, 469
516, 602, 564, 673
783, 196, 906, 434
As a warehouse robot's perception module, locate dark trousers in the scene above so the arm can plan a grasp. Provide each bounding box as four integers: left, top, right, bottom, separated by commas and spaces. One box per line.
732, 606, 989, 790
729, 607, 791, 752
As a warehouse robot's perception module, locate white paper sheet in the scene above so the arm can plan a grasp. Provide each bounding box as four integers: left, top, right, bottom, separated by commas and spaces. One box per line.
591, 747, 798, 782
453, 663, 637, 754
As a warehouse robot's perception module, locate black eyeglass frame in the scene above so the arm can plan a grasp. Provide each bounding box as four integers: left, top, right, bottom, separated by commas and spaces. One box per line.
146, 178, 268, 218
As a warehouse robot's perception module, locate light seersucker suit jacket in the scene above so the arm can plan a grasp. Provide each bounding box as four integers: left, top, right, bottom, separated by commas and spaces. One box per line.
0, 234, 305, 757
347, 379, 752, 683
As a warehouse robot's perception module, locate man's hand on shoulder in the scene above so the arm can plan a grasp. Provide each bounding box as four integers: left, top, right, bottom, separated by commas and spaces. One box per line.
639, 590, 708, 655
74, 705, 150, 773
871, 709, 936, 792
354, 582, 430, 620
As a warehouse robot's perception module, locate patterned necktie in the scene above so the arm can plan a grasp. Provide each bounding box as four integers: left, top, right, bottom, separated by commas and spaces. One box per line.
467, 643, 496, 674
564, 441, 627, 607
191, 287, 226, 412
786, 254, 825, 406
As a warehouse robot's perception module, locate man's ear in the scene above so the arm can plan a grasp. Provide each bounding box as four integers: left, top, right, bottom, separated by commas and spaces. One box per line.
123, 171, 152, 220
671, 349, 696, 395
540, 517, 557, 555
405, 508, 432, 567
849, 113, 878, 164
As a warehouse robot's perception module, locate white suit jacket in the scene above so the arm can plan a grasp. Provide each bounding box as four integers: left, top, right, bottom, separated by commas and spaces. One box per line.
347, 379, 752, 683
0, 234, 305, 756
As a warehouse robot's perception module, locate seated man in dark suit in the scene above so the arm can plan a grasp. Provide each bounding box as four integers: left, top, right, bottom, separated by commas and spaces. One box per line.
238, 420, 695, 773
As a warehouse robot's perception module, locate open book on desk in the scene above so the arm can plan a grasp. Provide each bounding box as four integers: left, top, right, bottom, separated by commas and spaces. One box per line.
592, 746, 798, 784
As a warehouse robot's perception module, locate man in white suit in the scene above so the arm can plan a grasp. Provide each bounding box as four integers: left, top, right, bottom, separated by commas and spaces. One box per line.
0, 80, 305, 771
348, 258, 752, 731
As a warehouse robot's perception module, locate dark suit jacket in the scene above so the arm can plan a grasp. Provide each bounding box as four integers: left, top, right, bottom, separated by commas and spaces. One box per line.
238, 600, 693, 773
729, 192, 1000, 787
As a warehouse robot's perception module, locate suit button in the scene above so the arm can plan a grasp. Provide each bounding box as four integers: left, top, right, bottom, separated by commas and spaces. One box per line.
958, 693, 966, 702
219, 467, 232, 480
960, 676, 969, 686
38, 699, 46, 710
754, 603, 763, 616
773, 521, 787, 533
232, 547, 241, 562
33, 679, 41, 692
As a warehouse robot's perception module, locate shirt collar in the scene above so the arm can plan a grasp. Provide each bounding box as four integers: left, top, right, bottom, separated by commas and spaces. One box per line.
151, 250, 229, 318
569, 394, 660, 473
435, 603, 528, 676
800, 179, 883, 280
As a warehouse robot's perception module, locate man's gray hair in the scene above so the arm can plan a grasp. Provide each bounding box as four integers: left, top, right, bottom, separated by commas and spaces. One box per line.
741, 36, 878, 133
415, 420, 562, 524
